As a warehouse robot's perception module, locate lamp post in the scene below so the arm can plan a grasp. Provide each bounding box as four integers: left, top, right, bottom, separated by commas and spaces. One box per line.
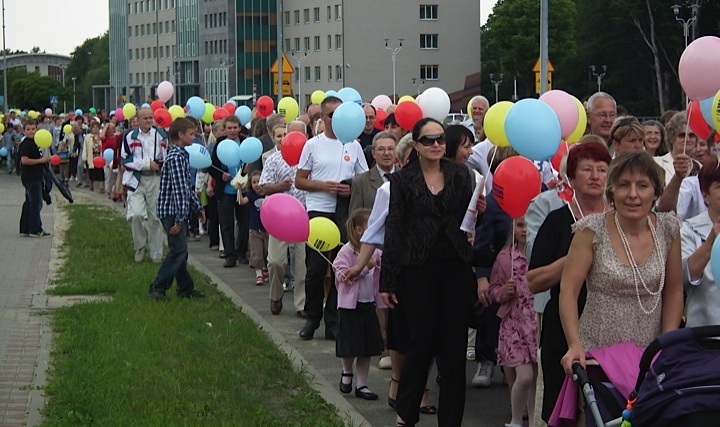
59, 64, 67, 112
489, 73, 503, 104
291, 50, 307, 110
219, 58, 234, 105
590, 65, 607, 92
2, 0, 7, 112
384, 38, 403, 104
411, 77, 425, 96
71, 77, 76, 111
672, 3, 699, 105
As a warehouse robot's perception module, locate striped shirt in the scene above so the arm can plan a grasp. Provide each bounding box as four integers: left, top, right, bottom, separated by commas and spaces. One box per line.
157, 145, 202, 224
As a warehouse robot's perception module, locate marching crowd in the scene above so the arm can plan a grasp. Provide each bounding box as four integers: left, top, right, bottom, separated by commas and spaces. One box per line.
3, 90, 719, 427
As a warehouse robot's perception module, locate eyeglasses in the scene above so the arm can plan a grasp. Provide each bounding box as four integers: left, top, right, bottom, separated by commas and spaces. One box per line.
591, 112, 617, 120
417, 134, 446, 146
373, 147, 395, 153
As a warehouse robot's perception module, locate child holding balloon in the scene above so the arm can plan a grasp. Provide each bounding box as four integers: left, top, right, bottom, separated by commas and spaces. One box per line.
240, 170, 269, 285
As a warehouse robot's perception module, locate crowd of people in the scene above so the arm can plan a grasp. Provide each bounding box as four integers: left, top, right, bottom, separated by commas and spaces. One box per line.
3, 89, 719, 427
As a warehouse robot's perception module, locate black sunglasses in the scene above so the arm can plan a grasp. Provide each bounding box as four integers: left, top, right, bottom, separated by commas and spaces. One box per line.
417, 134, 447, 146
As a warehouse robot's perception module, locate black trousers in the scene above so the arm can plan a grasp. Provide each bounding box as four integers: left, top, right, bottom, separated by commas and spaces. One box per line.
217, 195, 242, 262
205, 194, 219, 247
474, 302, 500, 363
396, 257, 475, 426
303, 211, 338, 331
235, 202, 250, 258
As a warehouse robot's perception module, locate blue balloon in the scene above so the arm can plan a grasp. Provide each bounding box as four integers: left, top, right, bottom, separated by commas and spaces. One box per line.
332, 102, 365, 144
712, 237, 720, 287
504, 99, 561, 161
700, 97, 715, 128
326, 90, 338, 98
103, 148, 114, 165
216, 140, 241, 167
338, 87, 362, 106
75, 109, 83, 116
0, 147, 7, 157
186, 96, 206, 120
226, 99, 237, 107
185, 144, 212, 169
239, 137, 263, 164
141, 103, 151, 109
235, 105, 252, 126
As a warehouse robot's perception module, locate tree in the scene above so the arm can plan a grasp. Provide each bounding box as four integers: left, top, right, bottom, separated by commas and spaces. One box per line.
65, 32, 109, 110
10, 73, 70, 111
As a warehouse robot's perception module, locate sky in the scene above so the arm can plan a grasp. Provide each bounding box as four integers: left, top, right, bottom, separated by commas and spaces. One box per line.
0, 0, 497, 57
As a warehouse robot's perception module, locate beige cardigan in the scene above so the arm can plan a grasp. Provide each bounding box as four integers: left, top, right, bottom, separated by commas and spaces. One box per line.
82, 134, 102, 169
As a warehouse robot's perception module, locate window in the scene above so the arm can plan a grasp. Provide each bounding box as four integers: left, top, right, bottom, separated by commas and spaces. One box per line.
136, 73, 140, 84
204, 14, 208, 28
314, 36, 320, 51
420, 65, 439, 80
295, 67, 299, 82
313, 7, 320, 22
128, 3, 132, 15
128, 26, 132, 37
129, 74, 133, 84
129, 49, 133, 60
304, 66, 310, 82
420, 5, 438, 20
335, 34, 342, 50
141, 49, 145, 60
136, 48, 140, 59
153, 46, 157, 58
334, 4, 342, 20
328, 65, 332, 81
284, 11, 290, 25
294, 10, 300, 25
336, 65, 343, 81
153, 22, 157, 34
141, 25, 145, 36
303, 9, 309, 23
327, 35, 332, 50
304, 37, 310, 51
284, 38, 291, 52
314, 66, 321, 81
327, 5, 331, 21
420, 34, 438, 49
135, 25, 139, 36
165, 46, 169, 57
172, 20, 176, 32
294, 38, 300, 52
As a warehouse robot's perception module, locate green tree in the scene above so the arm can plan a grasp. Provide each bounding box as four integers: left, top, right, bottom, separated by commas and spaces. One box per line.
65, 32, 109, 110
10, 73, 70, 111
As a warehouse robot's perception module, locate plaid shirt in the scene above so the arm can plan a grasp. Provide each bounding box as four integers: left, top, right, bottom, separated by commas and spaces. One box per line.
259, 150, 308, 206
157, 145, 202, 224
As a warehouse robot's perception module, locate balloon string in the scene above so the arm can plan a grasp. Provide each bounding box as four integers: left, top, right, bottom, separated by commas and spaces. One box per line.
489, 147, 497, 172
684, 104, 691, 155
311, 245, 348, 282
511, 219, 515, 281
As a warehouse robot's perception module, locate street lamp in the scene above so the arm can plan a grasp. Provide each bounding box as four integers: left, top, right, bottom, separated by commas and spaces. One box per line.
590, 65, 607, 92
411, 77, 425, 96
71, 77, 76, 111
384, 38, 403, 104
672, 3, 699, 105
489, 73, 503, 104
59, 64, 67, 112
291, 50, 308, 110
219, 58, 234, 105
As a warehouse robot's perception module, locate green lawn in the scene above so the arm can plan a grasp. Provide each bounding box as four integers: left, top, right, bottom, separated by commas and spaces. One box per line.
41, 205, 344, 427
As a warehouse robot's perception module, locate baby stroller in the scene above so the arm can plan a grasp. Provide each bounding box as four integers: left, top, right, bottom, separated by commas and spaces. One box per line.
574, 326, 720, 427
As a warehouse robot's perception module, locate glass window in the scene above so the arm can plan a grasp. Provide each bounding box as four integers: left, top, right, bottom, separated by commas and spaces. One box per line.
314, 36, 320, 51
153, 22, 157, 34
335, 34, 342, 50
304, 37, 310, 51
336, 65, 342, 81
419, 5, 438, 20
313, 7, 320, 22
327, 35, 332, 50
294, 10, 299, 25
327, 5, 331, 21
128, 26, 132, 37
295, 67, 299, 82
328, 66, 332, 81
420, 65, 439, 80
129, 49, 133, 60
303, 9, 309, 24
334, 4, 342, 20
141, 25, 145, 36
304, 66, 310, 82
129, 74, 133, 84
314, 66, 321, 81
294, 38, 300, 52
284, 11, 290, 26
420, 34, 438, 49
285, 38, 291, 52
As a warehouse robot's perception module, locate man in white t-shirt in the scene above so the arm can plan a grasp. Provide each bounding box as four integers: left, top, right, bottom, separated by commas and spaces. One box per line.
295, 96, 369, 340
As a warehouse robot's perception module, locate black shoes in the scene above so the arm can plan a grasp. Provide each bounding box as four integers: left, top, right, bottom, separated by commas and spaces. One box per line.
179, 290, 205, 299
324, 327, 337, 341
355, 386, 378, 400
270, 299, 283, 315
299, 320, 319, 340
238, 257, 249, 265
148, 290, 169, 301
339, 372, 353, 394
223, 258, 237, 268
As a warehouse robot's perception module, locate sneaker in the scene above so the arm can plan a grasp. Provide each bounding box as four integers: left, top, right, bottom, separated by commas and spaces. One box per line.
29, 231, 52, 238
148, 290, 169, 301
255, 275, 264, 286
178, 290, 205, 299
134, 248, 146, 263
378, 356, 392, 370
262, 268, 269, 282
466, 346, 476, 361
471, 360, 494, 388
19, 232, 29, 237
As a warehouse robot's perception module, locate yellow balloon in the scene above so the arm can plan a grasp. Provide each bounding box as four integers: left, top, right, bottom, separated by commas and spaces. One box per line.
307, 217, 341, 252
484, 101, 514, 147
34, 129, 52, 149
63, 124, 72, 134
0, 123, 4, 134
566, 97, 587, 143
398, 95, 415, 104
28, 110, 38, 119
122, 103, 137, 120
168, 105, 185, 121
711, 89, 720, 132
278, 97, 299, 123
201, 103, 215, 124
311, 90, 326, 105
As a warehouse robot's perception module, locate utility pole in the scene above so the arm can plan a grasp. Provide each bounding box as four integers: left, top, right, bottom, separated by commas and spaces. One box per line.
539, 0, 549, 95
2, 0, 7, 112
384, 38, 403, 104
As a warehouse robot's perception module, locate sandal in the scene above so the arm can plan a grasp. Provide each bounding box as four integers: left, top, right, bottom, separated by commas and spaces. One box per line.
466, 346, 476, 361
420, 388, 437, 415
219, 251, 226, 259
388, 377, 399, 409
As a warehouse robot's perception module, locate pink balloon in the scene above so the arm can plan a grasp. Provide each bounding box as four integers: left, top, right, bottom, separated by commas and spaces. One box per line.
539, 90, 579, 140
44, 108, 53, 117
679, 36, 720, 101
157, 81, 174, 103
371, 94, 393, 111
260, 194, 309, 243
115, 108, 125, 122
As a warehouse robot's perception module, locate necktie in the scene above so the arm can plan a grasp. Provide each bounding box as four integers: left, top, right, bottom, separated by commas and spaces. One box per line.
384, 173, 392, 181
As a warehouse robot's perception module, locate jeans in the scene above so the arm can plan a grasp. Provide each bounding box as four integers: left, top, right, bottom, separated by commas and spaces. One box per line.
20, 180, 43, 235
149, 217, 195, 296
6, 149, 14, 173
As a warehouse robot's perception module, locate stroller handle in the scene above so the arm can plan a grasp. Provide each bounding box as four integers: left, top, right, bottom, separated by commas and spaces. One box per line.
572, 362, 590, 385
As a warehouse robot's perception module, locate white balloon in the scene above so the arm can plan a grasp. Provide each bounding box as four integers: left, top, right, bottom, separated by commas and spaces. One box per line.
417, 87, 450, 122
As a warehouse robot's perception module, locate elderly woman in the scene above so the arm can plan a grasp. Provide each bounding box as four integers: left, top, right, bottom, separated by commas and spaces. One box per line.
643, 120, 667, 157
609, 116, 645, 155
559, 151, 683, 374
656, 111, 700, 215
527, 140, 612, 422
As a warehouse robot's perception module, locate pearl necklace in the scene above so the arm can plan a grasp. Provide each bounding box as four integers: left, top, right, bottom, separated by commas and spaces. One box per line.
614, 213, 664, 314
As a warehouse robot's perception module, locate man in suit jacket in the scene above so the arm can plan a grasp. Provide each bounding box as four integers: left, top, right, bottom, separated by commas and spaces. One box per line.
349, 132, 398, 214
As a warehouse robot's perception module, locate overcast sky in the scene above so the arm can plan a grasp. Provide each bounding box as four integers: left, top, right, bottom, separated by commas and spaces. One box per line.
0, 0, 496, 57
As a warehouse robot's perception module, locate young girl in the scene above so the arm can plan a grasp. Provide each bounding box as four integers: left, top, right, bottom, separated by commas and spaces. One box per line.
240, 170, 268, 285
332, 209, 384, 401
488, 217, 537, 427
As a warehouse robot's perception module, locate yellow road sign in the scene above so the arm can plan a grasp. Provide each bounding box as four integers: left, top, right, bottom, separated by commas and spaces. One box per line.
270, 53, 294, 74
532, 58, 555, 73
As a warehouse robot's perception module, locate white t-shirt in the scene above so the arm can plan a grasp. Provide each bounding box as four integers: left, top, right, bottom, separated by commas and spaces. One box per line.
298, 133, 368, 213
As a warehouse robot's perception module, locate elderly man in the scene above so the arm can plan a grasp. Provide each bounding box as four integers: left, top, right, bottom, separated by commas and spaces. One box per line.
463, 96, 489, 132
349, 131, 397, 213
121, 108, 168, 263
586, 92, 617, 145
358, 104, 380, 167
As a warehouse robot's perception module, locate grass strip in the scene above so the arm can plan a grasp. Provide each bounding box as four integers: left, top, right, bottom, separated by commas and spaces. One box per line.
41, 204, 344, 427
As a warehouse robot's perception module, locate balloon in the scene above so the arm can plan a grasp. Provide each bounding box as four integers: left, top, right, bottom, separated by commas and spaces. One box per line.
505, 98, 562, 161
223, 102, 236, 115
325, 90, 338, 98
103, 149, 114, 165
374, 109, 388, 131
216, 140, 241, 167
678, 36, 720, 101
201, 103, 216, 124
63, 124, 72, 134
213, 108, 230, 121
151, 100, 165, 112
75, 109, 83, 117
0, 147, 7, 157
687, 100, 713, 142
566, 97, 587, 143
141, 103, 151, 109
157, 81, 174, 103
186, 96, 206, 119
89, 107, 97, 115
280, 132, 308, 166
371, 94, 393, 111
307, 217, 341, 252
332, 102, 365, 144
93, 157, 106, 168
154, 108, 172, 128
493, 157, 542, 219
34, 129, 52, 149
311, 90, 327, 105
713, 90, 720, 133
277, 97, 299, 123
44, 108, 53, 117
700, 97, 715, 130
168, 105, 185, 121
551, 142, 569, 172
484, 101, 513, 147
50, 155, 61, 166
114, 108, 125, 122
122, 103, 137, 121
185, 144, 212, 169
539, 90, 579, 140
260, 194, 310, 243
239, 137, 263, 164
235, 105, 252, 126
712, 236, 720, 287
28, 110, 39, 119
398, 95, 415, 104
394, 101, 423, 132
338, 87, 362, 105
256, 96, 274, 118
417, 87, 451, 122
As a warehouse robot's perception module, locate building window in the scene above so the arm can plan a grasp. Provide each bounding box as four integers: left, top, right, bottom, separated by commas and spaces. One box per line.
314, 66, 321, 81
335, 4, 342, 20
328, 65, 332, 81
420, 34, 438, 49
327, 5, 331, 21
128, 26, 132, 37
420, 5, 438, 20
303, 9, 309, 24
313, 7, 320, 22
129, 49, 133, 60
420, 65, 439, 80
153, 46, 157, 58
284, 11, 290, 26
294, 38, 300, 52
327, 35, 332, 50
165, 46, 169, 57
294, 10, 300, 25
314, 36, 320, 51
304, 66, 310, 82
304, 37, 310, 51
284, 38, 291, 52
129, 74, 133, 84
295, 67, 299, 82
153, 22, 157, 34
336, 65, 343, 81
335, 34, 342, 50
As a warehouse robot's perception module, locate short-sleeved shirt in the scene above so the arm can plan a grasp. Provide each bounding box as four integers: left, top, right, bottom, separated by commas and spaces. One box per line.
19, 138, 44, 183
247, 192, 265, 231
259, 150, 307, 206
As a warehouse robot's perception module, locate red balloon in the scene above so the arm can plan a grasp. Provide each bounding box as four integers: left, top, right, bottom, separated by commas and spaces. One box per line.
257, 96, 274, 118
154, 108, 172, 128
223, 102, 236, 115
151, 100, 165, 112
50, 155, 61, 166
280, 132, 308, 166
687, 100, 713, 141
375, 109, 388, 131
551, 141, 570, 172
493, 157, 541, 219
213, 108, 230, 121
93, 157, 106, 169
394, 102, 423, 132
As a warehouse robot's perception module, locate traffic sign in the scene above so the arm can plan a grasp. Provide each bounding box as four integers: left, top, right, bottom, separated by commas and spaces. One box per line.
270, 53, 294, 74
532, 59, 554, 73
273, 78, 293, 97
49, 95, 59, 105
533, 58, 554, 94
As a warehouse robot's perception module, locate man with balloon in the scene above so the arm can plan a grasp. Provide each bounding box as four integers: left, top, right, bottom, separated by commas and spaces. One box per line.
18, 120, 52, 238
